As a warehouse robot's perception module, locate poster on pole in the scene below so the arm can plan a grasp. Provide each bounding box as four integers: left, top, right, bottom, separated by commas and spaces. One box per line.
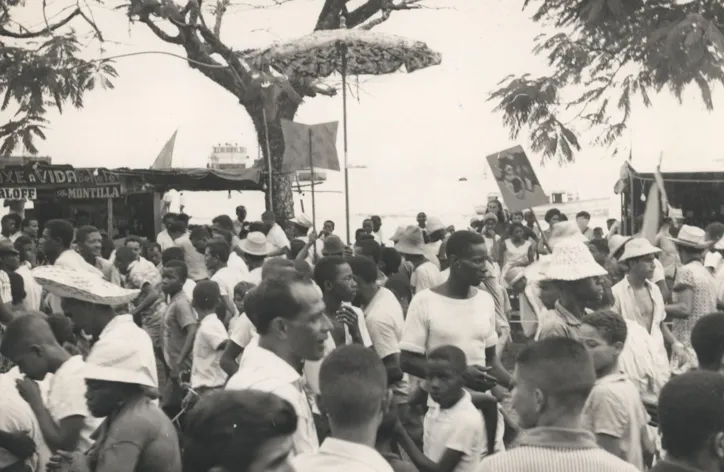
485, 145, 548, 212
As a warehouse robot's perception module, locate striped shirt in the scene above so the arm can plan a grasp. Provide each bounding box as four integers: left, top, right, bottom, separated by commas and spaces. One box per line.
476, 427, 639, 472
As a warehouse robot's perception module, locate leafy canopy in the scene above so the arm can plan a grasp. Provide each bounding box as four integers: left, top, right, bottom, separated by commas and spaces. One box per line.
0, 0, 117, 155
489, 0, 724, 164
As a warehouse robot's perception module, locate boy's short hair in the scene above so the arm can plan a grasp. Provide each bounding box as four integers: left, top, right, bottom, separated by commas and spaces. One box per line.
691, 312, 724, 371
515, 337, 595, 407
659, 371, 724, 459
427, 345, 466, 375
319, 345, 387, 427
348, 256, 378, 285
233, 281, 256, 298
162, 247, 185, 265
164, 259, 188, 281
193, 280, 221, 311
576, 211, 591, 220
354, 239, 381, 264
205, 240, 231, 264
580, 309, 628, 345
261, 258, 295, 281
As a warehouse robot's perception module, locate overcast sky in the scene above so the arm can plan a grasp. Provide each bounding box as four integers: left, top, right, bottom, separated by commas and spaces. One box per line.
8, 0, 724, 207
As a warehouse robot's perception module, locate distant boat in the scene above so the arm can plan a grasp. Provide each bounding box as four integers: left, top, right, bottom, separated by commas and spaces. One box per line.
207, 143, 254, 170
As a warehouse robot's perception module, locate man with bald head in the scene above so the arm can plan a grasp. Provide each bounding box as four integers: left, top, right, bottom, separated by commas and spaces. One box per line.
1, 314, 101, 453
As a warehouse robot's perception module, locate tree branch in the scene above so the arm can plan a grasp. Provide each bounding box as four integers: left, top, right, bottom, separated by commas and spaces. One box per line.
0, 8, 82, 38
212, 0, 231, 37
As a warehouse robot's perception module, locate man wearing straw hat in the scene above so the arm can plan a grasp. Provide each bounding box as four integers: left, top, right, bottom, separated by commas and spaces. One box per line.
31, 266, 160, 395
612, 238, 676, 401
239, 232, 275, 286
395, 226, 441, 294
537, 239, 608, 341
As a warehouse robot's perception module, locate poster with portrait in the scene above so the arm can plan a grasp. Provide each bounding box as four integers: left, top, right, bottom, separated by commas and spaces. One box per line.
486, 145, 548, 212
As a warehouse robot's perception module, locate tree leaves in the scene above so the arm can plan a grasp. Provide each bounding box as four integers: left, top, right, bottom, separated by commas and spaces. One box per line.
490, 0, 724, 164
0, 5, 115, 155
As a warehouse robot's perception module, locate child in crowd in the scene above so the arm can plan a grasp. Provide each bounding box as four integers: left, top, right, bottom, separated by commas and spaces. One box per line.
160, 260, 198, 419
579, 309, 654, 471
219, 285, 259, 377
395, 345, 484, 472
190, 281, 229, 396
227, 281, 255, 335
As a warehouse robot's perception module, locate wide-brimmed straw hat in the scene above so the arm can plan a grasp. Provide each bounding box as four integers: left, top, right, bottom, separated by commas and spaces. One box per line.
547, 221, 587, 251
85, 342, 156, 387
426, 217, 445, 234
608, 234, 632, 258
32, 266, 140, 305
395, 226, 426, 256
290, 214, 313, 229
544, 239, 607, 281
667, 225, 708, 249
389, 226, 405, 243
0, 240, 18, 255
619, 238, 661, 262
240, 232, 275, 256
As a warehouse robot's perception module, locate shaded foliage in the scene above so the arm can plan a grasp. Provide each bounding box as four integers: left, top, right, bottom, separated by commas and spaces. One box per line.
490, 0, 724, 164
0, 0, 116, 155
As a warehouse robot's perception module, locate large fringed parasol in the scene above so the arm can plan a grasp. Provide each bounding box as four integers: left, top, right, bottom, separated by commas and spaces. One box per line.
249, 20, 442, 242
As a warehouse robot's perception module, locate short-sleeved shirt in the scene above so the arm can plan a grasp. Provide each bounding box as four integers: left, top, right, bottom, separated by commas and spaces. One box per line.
174, 234, 208, 281
0, 373, 49, 471
47, 356, 102, 453
86, 395, 180, 472
163, 291, 198, 370
229, 313, 257, 349
364, 287, 408, 400
293, 437, 393, 472
191, 314, 229, 389
536, 301, 584, 341
211, 266, 247, 315
400, 288, 498, 367
267, 223, 291, 250
582, 373, 648, 471
424, 391, 483, 472
410, 261, 442, 293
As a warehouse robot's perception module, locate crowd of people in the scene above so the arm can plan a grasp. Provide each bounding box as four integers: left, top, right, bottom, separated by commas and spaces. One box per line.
0, 199, 722, 472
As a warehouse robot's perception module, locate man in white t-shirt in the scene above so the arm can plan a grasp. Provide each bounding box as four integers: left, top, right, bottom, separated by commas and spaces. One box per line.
394, 226, 441, 294
400, 230, 514, 456
348, 255, 407, 402
262, 211, 291, 256
1, 315, 102, 454
305, 256, 373, 395
0, 370, 49, 472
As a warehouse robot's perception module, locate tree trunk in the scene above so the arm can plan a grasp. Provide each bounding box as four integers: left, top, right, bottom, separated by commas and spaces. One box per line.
246, 95, 301, 222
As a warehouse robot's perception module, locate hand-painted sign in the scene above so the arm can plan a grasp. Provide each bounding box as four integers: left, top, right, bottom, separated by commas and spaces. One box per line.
0, 188, 37, 199
0, 167, 120, 188
486, 145, 549, 212
56, 187, 122, 199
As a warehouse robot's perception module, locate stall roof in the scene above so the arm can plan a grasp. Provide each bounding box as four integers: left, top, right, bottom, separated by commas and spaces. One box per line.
114, 167, 263, 192
628, 162, 724, 183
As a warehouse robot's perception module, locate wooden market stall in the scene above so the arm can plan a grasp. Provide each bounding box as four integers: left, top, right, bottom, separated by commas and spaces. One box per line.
616, 161, 724, 234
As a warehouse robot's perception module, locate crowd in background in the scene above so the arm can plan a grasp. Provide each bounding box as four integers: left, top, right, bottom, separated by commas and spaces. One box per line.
0, 198, 722, 472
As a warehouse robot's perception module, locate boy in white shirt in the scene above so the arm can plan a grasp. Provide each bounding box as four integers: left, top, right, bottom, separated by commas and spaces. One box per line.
396, 345, 484, 472
190, 281, 229, 395
1, 314, 100, 454
579, 309, 654, 471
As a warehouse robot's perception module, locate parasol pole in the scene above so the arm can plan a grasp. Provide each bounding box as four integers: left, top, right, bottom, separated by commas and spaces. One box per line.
308, 127, 318, 262
339, 15, 351, 245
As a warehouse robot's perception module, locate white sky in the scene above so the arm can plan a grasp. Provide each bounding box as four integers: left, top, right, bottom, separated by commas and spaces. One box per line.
7, 0, 724, 206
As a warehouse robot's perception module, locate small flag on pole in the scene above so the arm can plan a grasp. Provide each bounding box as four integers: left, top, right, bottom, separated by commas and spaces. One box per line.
281, 120, 340, 173
151, 129, 178, 169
